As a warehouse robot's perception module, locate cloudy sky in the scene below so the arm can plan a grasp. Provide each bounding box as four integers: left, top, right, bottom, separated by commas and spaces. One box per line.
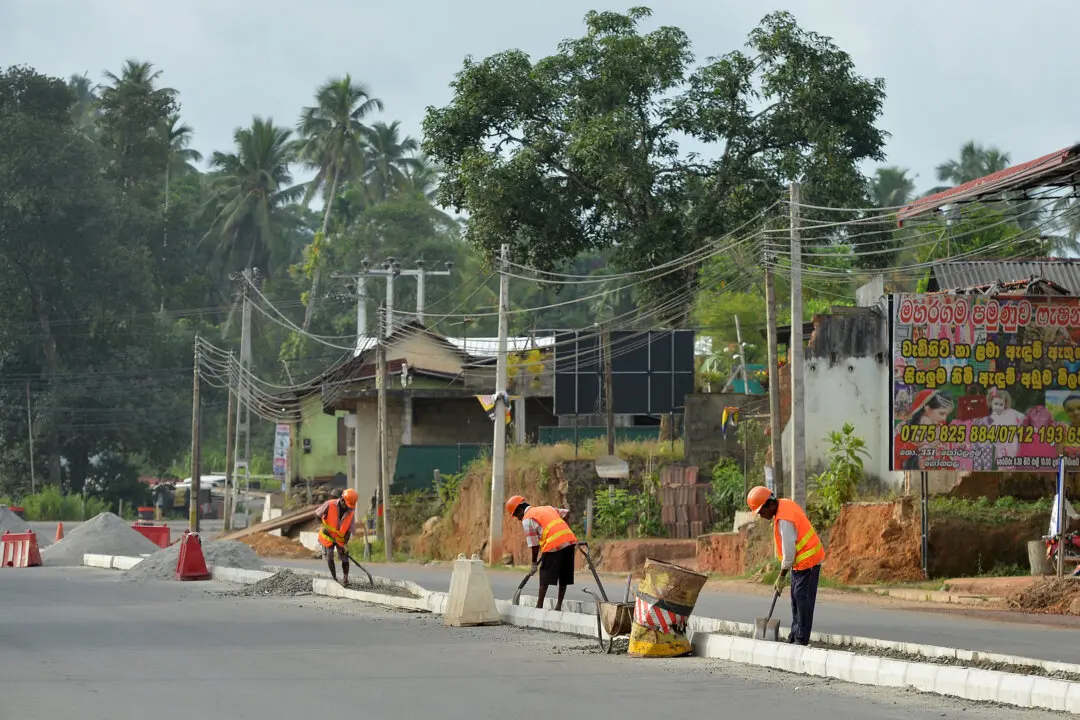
2, 0, 1077, 194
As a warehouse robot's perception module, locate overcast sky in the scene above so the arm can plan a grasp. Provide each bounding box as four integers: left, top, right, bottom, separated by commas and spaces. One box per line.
3, 0, 1077, 195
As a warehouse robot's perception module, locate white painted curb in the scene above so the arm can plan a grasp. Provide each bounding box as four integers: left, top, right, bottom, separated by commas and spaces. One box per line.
691, 632, 1079, 713
81, 553, 145, 570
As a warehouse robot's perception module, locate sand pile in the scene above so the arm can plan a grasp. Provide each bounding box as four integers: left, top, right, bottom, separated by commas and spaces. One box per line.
240, 532, 319, 559
233, 569, 313, 597
41, 512, 157, 565
0, 507, 52, 547
125, 539, 265, 580
1006, 577, 1080, 614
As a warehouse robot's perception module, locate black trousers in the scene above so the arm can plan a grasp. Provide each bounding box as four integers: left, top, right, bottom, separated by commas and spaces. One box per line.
788, 563, 821, 645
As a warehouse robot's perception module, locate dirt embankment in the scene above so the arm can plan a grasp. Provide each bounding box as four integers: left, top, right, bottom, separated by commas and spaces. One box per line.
1006, 578, 1080, 614
824, 499, 925, 585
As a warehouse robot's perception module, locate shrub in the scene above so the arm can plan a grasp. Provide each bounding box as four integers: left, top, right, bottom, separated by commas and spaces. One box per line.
709, 460, 744, 530
810, 423, 869, 525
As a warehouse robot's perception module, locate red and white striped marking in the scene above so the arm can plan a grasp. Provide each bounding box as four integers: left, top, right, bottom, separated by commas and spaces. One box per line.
633, 596, 687, 634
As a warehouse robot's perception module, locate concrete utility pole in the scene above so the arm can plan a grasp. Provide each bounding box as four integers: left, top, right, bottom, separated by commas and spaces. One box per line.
25, 379, 35, 494
603, 326, 615, 456
488, 244, 510, 566
223, 373, 236, 532
734, 315, 749, 395
764, 258, 784, 497
413, 259, 454, 324
189, 337, 201, 533
789, 181, 806, 507
376, 304, 392, 562
332, 258, 453, 341
231, 269, 254, 527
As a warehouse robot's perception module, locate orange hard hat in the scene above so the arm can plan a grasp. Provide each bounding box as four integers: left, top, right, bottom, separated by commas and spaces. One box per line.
505, 495, 526, 516
342, 488, 359, 508
746, 486, 774, 515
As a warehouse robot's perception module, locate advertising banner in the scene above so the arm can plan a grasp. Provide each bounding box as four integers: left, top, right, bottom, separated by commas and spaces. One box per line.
273, 423, 290, 484
891, 293, 1080, 471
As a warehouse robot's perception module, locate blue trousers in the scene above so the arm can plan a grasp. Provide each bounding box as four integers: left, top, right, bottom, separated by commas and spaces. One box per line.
788, 563, 821, 645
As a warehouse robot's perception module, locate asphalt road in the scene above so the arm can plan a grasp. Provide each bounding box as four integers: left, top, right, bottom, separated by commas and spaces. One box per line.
276, 559, 1080, 664
0, 568, 1065, 720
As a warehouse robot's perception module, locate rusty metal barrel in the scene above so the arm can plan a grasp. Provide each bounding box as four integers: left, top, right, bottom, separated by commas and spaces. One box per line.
628, 558, 708, 658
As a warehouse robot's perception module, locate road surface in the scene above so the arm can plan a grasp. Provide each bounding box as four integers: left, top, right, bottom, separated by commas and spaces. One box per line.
0, 568, 1064, 720
276, 559, 1080, 664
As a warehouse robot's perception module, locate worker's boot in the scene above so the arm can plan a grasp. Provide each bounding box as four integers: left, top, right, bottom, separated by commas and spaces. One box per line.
341, 571, 349, 588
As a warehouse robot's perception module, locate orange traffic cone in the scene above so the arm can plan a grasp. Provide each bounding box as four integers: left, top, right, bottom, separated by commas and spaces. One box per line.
55, 522, 64, 542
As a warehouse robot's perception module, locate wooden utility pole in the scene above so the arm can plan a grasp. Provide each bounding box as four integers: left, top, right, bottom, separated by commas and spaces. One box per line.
764, 261, 784, 497
189, 337, 201, 532
789, 181, 806, 507
488, 244, 510, 565
376, 304, 392, 562
604, 326, 615, 456
222, 379, 236, 532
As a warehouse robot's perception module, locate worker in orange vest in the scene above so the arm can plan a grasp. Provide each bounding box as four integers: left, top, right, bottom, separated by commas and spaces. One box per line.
316, 488, 358, 587
746, 486, 825, 646
506, 495, 577, 611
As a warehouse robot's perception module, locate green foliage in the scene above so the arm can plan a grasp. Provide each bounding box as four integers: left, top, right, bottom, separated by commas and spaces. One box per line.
593, 488, 637, 538
709, 460, 744, 530
810, 423, 870, 523
390, 490, 441, 536
929, 495, 1051, 525
434, 472, 464, 509
1, 487, 111, 521
423, 7, 886, 309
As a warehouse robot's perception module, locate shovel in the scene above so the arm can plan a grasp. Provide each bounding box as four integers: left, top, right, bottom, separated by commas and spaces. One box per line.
511, 563, 540, 606
754, 589, 781, 641
337, 544, 375, 588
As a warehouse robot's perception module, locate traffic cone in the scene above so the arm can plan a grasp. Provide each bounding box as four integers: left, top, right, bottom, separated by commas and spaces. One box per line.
175, 530, 211, 581
55, 522, 64, 542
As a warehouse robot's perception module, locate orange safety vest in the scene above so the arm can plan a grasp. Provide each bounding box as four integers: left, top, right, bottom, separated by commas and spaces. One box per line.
772, 498, 825, 571
318, 501, 355, 548
523, 505, 577, 553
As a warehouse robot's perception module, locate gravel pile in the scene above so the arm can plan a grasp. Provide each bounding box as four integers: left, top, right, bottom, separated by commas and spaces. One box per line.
41, 512, 157, 565
125, 539, 265, 580
0, 507, 52, 546
233, 569, 313, 597
345, 581, 420, 599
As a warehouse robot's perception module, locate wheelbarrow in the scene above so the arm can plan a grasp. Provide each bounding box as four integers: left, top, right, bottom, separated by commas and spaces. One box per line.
583, 575, 635, 654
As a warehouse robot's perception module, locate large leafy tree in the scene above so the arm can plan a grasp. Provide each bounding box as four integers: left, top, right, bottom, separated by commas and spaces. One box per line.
423, 7, 887, 317
295, 75, 383, 330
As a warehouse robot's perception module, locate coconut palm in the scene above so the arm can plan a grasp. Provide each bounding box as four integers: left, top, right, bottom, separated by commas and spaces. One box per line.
203, 117, 302, 276
363, 121, 424, 203
934, 141, 1011, 188
68, 73, 100, 137
295, 75, 384, 330
869, 167, 916, 209
98, 60, 177, 191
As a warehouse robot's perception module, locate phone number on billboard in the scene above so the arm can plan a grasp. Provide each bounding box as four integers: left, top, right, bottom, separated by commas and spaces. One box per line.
897, 423, 1080, 445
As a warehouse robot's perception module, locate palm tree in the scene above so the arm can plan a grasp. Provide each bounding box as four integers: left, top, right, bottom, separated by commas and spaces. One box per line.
68, 73, 100, 137
364, 121, 424, 202
98, 60, 177, 191
869, 167, 916, 208
203, 117, 302, 275
295, 75, 383, 330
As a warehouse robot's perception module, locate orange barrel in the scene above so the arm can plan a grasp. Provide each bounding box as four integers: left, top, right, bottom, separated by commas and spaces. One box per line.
628, 558, 708, 658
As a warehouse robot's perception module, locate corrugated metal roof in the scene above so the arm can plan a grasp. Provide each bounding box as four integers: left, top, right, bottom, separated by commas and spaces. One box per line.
929, 260, 1080, 294
897, 144, 1080, 225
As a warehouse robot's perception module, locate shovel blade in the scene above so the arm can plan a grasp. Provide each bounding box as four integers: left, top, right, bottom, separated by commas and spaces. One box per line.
754, 617, 780, 641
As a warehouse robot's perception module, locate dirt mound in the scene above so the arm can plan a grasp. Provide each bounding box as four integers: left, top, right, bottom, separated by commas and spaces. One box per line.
1006, 578, 1080, 614
239, 532, 319, 559
125, 539, 265, 580
823, 499, 924, 585
41, 512, 158, 565
0, 507, 52, 547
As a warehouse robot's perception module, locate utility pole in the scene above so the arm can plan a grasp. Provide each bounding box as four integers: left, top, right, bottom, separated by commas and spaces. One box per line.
789, 181, 806, 507
764, 258, 784, 497
189, 337, 201, 532
223, 374, 236, 532
25, 380, 35, 494
488, 244, 510, 566
413, 259, 454, 324
603, 326, 615, 456
229, 269, 254, 527
332, 258, 454, 342
734, 315, 749, 395
376, 304, 392, 562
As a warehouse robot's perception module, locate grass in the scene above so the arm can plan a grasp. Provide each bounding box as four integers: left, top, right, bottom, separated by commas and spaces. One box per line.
929, 495, 1050, 525
503, 437, 685, 466
1, 487, 111, 521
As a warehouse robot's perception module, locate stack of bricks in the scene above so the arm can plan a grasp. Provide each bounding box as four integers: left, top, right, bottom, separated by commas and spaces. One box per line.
659, 466, 714, 539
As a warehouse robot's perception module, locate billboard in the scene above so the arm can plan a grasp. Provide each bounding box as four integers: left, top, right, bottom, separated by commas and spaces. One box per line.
553, 330, 695, 416
891, 293, 1080, 471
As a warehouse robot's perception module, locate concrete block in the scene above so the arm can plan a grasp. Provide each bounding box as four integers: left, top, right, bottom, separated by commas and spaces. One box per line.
751, 640, 781, 668
801, 647, 829, 678
692, 632, 734, 660
728, 637, 756, 665
995, 673, 1034, 708
848, 655, 881, 685
211, 567, 274, 584
1030, 677, 1069, 712
824, 650, 856, 682
82, 554, 113, 569
771, 643, 803, 673
875, 659, 908, 688
1064, 681, 1080, 714
901, 661, 938, 694
112, 556, 143, 570
298, 532, 320, 551
444, 554, 501, 627
932, 666, 970, 698
964, 668, 1003, 704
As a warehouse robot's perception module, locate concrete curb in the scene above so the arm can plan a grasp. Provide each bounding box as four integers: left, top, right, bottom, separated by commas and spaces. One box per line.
81, 553, 146, 571
691, 632, 1079, 713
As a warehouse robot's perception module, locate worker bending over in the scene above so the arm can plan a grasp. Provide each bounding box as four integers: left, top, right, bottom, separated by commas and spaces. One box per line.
506, 495, 576, 611
316, 488, 358, 587
747, 486, 825, 646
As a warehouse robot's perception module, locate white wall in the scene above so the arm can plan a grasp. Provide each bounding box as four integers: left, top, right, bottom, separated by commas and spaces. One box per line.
782, 355, 904, 491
